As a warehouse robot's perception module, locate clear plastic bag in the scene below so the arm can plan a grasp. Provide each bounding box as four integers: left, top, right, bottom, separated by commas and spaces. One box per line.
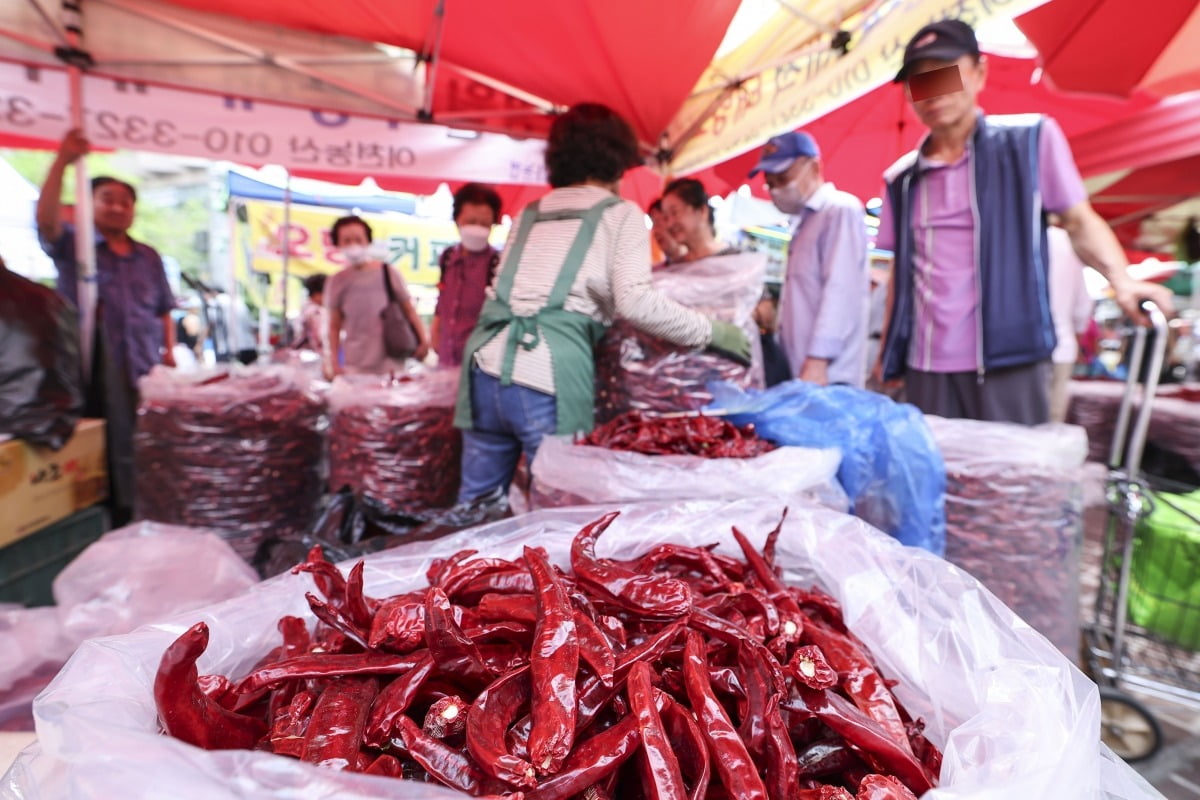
595, 251, 766, 422
709, 380, 947, 554
327, 369, 462, 511
926, 417, 1088, 657
0, 522, 258, 732
134, 366, 327, 560
2, 500, 1155, 799
529, 434, 848, 512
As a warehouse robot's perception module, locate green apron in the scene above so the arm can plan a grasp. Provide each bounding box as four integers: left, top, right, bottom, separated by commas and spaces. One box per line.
455, 195, 619, 436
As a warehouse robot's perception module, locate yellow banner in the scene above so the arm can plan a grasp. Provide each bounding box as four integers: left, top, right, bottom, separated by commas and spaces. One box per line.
669, 0, 1049, 174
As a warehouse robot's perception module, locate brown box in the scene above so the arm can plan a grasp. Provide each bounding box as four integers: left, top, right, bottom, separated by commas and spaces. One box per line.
0, 420, 107, 548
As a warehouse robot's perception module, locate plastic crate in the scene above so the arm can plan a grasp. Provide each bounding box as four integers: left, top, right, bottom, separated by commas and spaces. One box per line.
0, 506, 109, 607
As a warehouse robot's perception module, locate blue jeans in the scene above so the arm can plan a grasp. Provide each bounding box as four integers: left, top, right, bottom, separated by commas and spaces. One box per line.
458, 366, 558, 502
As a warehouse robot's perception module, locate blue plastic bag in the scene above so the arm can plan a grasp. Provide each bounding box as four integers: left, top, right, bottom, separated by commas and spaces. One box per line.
707, 380, 946, 554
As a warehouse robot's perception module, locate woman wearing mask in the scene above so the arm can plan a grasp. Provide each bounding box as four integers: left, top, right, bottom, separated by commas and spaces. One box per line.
455, 103, 751, 503
431, 183, 502, 366
324, 215, 428, 377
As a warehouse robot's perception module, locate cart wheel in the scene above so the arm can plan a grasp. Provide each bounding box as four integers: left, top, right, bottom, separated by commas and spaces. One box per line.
1100, 688, 1162, 763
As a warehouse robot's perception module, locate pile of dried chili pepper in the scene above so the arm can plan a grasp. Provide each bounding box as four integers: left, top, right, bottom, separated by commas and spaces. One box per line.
594, 320, 761, 425
155, 512, 942, 799
579, 410, 777, 459
135, 370, 325, 560
328, 370, 462, 511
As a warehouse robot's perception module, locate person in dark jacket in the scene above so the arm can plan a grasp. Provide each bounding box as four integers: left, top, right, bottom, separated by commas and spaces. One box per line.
875, 19, 1172, 424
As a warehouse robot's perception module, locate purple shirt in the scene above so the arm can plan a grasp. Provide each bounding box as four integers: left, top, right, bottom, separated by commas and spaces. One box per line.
42, 224, 174, 386
434, 243, 499, 366
877, 115, 1087, 373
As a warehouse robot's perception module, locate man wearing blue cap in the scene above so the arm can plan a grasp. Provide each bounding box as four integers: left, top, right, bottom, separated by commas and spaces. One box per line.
876, 19, 1172, 423
750, 131, 869, 387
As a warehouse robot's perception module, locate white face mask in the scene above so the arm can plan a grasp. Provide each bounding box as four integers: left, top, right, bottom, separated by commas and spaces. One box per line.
769, 183, 807, 216
340, 244, 368, 265
459, 224, 491, 252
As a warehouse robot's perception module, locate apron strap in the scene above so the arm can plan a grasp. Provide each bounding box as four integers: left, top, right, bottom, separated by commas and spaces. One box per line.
538, 197, 620, 311
492, 202, 540, 307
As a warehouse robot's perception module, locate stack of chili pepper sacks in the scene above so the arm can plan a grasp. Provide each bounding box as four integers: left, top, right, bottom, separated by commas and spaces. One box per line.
134, 366, 326, 561
328, 369, 462, 512
594, 252, 766, 424
529, 411, 847, 512
8, 501, 1139, 799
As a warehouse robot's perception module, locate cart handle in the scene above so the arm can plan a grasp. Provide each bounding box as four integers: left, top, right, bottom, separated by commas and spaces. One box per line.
1108, 301, 1171, 478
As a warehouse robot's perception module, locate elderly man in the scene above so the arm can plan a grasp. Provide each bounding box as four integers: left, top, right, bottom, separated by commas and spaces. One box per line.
37, 128, 176, 523
750, 131, 869, 386
876, 19, 1171, 424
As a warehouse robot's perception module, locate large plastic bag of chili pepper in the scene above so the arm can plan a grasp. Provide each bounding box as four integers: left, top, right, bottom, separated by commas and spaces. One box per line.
925, 416, 1088, 657
328, 369, 462, 512
2, 499, 1158, 800
594, 251, 766, 423
708, 380, 946, 555
134, 365, 327, 561
529, 435, 849, 512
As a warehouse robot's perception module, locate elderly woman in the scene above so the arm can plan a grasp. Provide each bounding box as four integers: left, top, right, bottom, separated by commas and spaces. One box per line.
454, 103, 750, 503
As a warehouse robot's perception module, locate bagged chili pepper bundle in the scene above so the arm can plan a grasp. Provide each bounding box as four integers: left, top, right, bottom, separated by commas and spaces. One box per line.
926, 416, 1088, 657
134, 366, 327, 560
328, 369, 462, 512
1067, 380, 1200, 473
530, 431, 847, 512
579, 409, 777, 457
594, 251, 766, 423
3, 501, 1158, 800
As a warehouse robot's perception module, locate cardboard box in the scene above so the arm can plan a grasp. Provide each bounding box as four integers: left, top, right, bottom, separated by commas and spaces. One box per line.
0, 420, 107, 548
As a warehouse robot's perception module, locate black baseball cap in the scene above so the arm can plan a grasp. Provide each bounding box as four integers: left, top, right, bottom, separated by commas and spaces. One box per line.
893, 19, 980, 82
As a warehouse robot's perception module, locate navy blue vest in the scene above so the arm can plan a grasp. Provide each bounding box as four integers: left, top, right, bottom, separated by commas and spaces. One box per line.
881, 114, 1055, 379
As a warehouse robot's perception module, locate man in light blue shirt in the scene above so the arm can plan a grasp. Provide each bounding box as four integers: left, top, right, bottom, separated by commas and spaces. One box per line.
750, 132, 869, 387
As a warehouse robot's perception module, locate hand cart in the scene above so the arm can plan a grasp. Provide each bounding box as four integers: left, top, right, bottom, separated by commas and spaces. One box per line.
1083, 302, 1200, 762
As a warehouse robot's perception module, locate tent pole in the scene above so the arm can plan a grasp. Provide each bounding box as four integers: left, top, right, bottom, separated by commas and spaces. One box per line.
279, 168, 292, 348
62, 0, 97, 383
419, 0, 447, 121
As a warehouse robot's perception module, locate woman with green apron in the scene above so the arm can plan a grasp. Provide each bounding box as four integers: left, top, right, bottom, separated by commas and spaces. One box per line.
454, 103, 751, 503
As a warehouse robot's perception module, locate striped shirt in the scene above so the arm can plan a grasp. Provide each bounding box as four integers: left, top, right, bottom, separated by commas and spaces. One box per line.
475, 186, 714, 395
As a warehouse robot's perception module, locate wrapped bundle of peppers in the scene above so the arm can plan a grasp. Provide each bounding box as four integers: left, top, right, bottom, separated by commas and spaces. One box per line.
155, 512, 941, 799
328, 370, 462, 511
135, 369, 325, 560
580, 410, 777, 458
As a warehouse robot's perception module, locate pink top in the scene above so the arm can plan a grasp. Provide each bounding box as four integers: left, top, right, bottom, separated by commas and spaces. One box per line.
877, 115, 1087, 373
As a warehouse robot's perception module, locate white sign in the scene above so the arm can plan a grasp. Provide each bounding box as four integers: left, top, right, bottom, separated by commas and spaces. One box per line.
0, 61, 548, 185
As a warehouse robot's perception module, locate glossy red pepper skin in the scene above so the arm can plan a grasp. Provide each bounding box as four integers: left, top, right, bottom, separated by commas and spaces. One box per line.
154, 622, 269, 751
681, 630, 768, 800
364, 753, 402, 777
476, 593, 539, 624
627, 661, 687, 800
466, 667, 538, 789
306, 593, 369, 649
857, 773, 920, 800
361, 651, 437, 748
570, 512, 692, 619
300, 676, 379, 769
524, 546, 579, 775
762, 692, 801, 800
368, 594, 426, 652
658, 692, 710, 800
268, 689, 316, 757
292, 546, 347, 608
424, 587, 493, 684
395, 715, 490, 794
344, 561, 376, 631
524, 713, 643, 800
731, 523, 802, 618
789, 645, 840, 690
235, 652, 425, 694
573, 609, 616, 687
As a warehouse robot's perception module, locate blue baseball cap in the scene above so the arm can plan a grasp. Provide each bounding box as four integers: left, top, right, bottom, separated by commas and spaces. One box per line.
748, 132, 821, 178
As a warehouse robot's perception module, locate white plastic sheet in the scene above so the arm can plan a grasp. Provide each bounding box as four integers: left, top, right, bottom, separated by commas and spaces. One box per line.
529, 435, 848, 512
2, 500, 1157, 799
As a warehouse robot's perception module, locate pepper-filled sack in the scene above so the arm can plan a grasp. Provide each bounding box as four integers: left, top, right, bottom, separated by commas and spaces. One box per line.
134, 366, 326, 560
594, 251, 766, 424
328, 368, 462, 512
529, 417, 846, 512
3, 501, 1157, 800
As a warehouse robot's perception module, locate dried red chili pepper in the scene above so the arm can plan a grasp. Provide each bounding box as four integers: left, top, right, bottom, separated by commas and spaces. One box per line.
580, 411, 776, 459
423, 695, 469, 739
364, 753, 403, 777
573, 609, 616, 687
476, 593, 539, 625
395, 715, 490, 794
300, 676, 379, 769
681, 630, 768, 800
424, 587, 493, 684
236, 652, 425, 694
524, 546, 579, 775
658, 691, 710, 800
368, 594, 426, 652
344, 561, 376, 631
857, 773, 920, 800
269, 689, 316, 758
524, 712, 643, 800
362, 652, 437, 748
306, 593, 369, 650
627, 661, 687, 800
154, 622, 268, 750
789, 645, 839, 690
571, 512, 692, 619
465, 667, 538, 789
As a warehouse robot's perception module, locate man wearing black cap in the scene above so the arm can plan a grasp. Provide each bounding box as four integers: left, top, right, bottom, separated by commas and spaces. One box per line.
875, 19, 1172, 424
750, 131, 869, 387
